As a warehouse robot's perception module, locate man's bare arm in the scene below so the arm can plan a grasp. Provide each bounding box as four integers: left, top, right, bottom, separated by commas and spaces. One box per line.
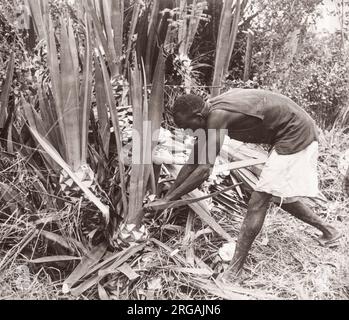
165, 112, 228, 201
166, 139, 200, 195
165, 164, 212, 201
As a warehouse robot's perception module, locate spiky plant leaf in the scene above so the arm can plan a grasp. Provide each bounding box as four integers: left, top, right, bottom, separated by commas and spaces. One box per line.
97, 49, 128, 214
128, 61, 145, 222
94, 55, 110, 157
0, 52, 15, 128
211, 0, 234, 97
80, 14, 93, 164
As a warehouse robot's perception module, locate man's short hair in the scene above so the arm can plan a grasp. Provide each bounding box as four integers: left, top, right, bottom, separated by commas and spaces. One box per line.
173, 94, 205, 115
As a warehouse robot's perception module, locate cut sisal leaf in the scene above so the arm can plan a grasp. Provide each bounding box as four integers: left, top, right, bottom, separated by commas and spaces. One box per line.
30, 255, 82, 264
70, 244, 145, 296
166, 165, 233, 242
213, 158, 267, 176
98, 282, 110, 300
80, 14, 93, 165
173, 267, 213, 277
117, 263, 140, 281
62, 242, 108, 294
0, 52, 15, 128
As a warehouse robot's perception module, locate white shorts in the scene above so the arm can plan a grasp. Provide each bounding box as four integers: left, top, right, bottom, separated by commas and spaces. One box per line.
254, 141, 319, 202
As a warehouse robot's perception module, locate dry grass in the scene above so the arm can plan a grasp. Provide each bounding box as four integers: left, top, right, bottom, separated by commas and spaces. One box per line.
0, 262, 72, 300
0, 130, 348, 300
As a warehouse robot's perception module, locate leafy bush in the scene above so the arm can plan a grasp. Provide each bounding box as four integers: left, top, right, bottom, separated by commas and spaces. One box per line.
256, 32, 349, 130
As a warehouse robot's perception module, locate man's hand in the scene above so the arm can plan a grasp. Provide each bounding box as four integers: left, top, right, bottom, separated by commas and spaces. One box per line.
164, 164, 212, 202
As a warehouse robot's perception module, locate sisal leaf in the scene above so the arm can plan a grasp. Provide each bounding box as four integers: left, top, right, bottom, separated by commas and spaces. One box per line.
128, 62, 145, 222
94, 55, 110, 156
211, 0, 234, 97
85, 0, 116, 75
60, 16, 81, 171
166, 165, 233, 242
213, 158, 267, 176
0, 52, 15, 128
174, 267, 213, 277
70, 244, 145, 296
62, 242, 108, 294
124, 0, 141, 75
145, 0, 160, 80
223, 0, 242, 76
27, 0, 46, 40
46, 15, 65, 148
98, 283, 110, 300
111, 0, 124, 75
30, 255, 82, 264
80, 15, 93, 164
145, 183, 241, 211
117, 263, 140, 281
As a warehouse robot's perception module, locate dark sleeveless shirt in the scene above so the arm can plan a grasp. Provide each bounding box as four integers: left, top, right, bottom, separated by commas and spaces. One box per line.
208, 89, 319, 155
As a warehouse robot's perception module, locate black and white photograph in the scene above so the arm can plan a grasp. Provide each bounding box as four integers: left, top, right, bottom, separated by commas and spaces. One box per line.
0, 0, 348, 304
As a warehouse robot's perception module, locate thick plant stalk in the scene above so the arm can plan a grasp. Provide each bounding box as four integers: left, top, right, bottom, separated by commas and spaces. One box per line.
128, 61, 145, 222
60, 17, 81, 171
27, 0, 46, 41
46, 15, 66, 159
223, 0, 242, 77
148, 50, 165, 152
0, 53, 15, 153
211, 0, 234, 97
80, 15, 93, 164
111, 0, 124, 75
243, 29, 254, 82
140, 60, 154, 193
145, 0, 160, 81
0, 52, 15, 128
94, 55, 110, 157
102, 0, 117, 68
143, 49, 166, 192
124, 0, 141, 77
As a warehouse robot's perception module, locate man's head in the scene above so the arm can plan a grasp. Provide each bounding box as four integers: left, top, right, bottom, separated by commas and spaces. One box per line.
172, 94, 208, 131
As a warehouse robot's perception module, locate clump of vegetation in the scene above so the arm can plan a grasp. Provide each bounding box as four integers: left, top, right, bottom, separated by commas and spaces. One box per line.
0, 0, 348, 300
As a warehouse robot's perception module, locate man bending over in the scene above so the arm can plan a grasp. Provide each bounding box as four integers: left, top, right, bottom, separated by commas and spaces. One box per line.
163, 88, 340, 277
